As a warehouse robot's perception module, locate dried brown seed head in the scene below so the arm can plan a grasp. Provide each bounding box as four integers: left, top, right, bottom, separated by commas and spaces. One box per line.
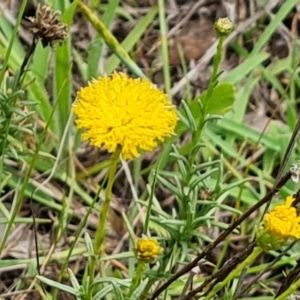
27, 4, 68, 47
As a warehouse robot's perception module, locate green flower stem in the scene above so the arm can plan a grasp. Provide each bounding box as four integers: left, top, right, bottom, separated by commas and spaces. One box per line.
193, 18, 233, 152
205, 18, 233, 108
275, 277, 300, 300
127, 261, 146, 297
203, 246, 263, 300
190, 34, 225, 165
18, 37, 37, 86
205, 35, 225, 103
87, 147, 120, 299
94, 147, 121, 254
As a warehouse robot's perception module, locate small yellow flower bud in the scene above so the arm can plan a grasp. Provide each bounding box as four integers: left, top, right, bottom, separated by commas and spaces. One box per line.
134, 238, 162, 263
214, 18, 234, 37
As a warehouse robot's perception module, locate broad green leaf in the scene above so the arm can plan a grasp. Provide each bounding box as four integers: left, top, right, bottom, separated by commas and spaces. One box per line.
200, 82, 235, 115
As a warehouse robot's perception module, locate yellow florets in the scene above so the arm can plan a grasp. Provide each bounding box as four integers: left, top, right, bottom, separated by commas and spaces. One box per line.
257, 196, 300, 251
134, 238, 162, 263
72, 73, 177, 160
264, 196, 300, 239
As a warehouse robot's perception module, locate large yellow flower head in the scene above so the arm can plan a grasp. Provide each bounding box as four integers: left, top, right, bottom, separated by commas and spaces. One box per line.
72, 73, 177, 160
257, 196, 300, 251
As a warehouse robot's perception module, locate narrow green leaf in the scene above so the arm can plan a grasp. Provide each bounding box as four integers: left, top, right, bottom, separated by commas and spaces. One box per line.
130, 278, 149, 300
53, 2, 77, 140
231, 76, 259, 123
181, 99, 197, 131
250, 0, 299, 56
68, 268, 81, 290
77, 1, 145, 78
221, 53, 269, 84
105, 6, 158, 74
88, 0, 120, 78
210, 119, 280, 151
36, 275, 78, 295
84, 232, 94, 254
53, 40, 72, 138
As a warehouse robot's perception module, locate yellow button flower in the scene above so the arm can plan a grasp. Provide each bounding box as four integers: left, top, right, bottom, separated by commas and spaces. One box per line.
134, 238, 163, 263
72, 73, 177, 160
257, 196, 300, 251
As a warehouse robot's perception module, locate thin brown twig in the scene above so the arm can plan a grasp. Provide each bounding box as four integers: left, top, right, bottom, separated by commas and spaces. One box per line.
233, 241, 297, 299
183, 242, 257, 299
276, 259, 300, 297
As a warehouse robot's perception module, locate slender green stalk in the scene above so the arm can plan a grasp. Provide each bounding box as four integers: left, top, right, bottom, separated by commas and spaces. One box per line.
127, 261, 146, 297
205, 35, 225, 104
215, 235, 230, 269
76, 185, 103, 300
18, 37, 37, 86
190, 19, 233, 165
88, 0, 120, 78
93, 147, 121, 254
275, 276, 300, 300
77, 0, 145, 78
203, 247, 263, 300
157, 0, 171, 97
196, 19, 233, 140
122, 211, 136, 241
193, 35, 224, 145
87, 147, 121, 299
143, 159, 161, 235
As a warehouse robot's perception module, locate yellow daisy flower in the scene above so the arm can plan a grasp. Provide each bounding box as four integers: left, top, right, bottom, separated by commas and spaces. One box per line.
72, 73, 177, 160
257, 196, 300, 251
134, 238, 163, 263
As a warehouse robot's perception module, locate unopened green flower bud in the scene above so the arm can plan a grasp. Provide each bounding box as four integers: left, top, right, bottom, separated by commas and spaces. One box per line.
256, 224, 287, 251
214, 18, 234, 37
